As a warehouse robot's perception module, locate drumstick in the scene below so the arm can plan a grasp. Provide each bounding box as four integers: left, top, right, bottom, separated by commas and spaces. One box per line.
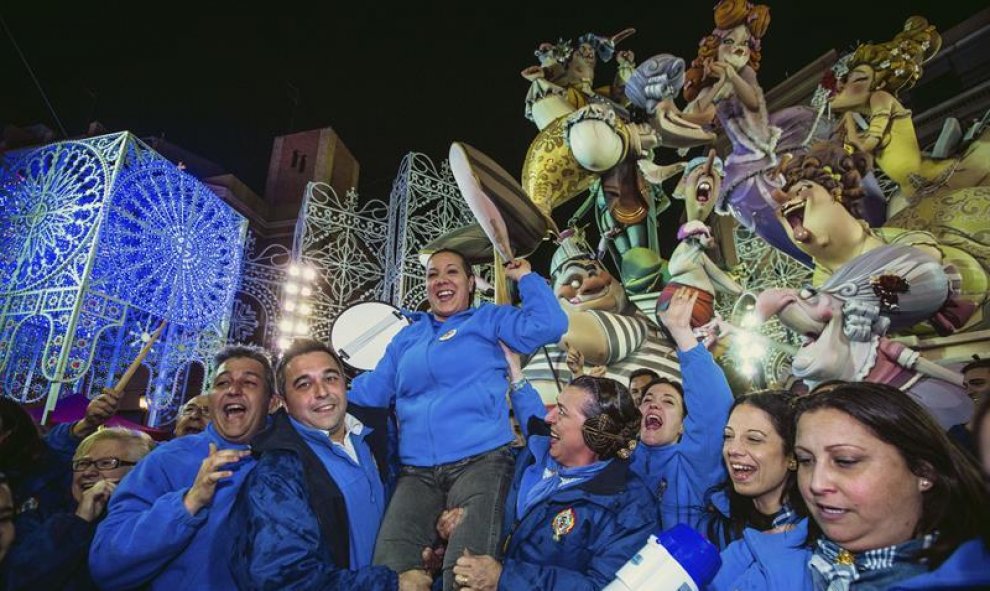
339, 314, 406, 359
111, 320, 167, 395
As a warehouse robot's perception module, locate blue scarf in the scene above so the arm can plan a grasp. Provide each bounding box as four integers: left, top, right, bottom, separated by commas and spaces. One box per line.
808, 534, 934, 591
517, 449, 611, 516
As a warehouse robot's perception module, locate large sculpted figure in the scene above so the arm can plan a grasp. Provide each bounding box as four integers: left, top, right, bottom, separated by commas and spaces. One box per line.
773, 142, 987, 333
521, 229, 682, 392
829, 17, 990, 211
523, 37, 712, 292
754, 246, 974, 429
657, 151, 743, 328
682, 0, 823, 266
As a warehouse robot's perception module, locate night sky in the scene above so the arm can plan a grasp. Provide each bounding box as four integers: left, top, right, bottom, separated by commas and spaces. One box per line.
2, 1, 986, 201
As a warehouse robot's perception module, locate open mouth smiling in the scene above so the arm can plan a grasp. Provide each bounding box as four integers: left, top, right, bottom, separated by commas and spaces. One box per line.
781, 198, 811, 243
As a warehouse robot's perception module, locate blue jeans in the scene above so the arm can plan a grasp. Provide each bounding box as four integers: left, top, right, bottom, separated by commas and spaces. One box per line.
373, 444, 516, 591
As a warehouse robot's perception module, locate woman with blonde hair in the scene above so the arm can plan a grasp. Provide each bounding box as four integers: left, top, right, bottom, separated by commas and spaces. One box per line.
1, 427, 154, 590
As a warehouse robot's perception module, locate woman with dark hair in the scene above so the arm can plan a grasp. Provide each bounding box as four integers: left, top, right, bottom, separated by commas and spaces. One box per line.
711, 381, 990, 590
629, 287, 734, 532
451, 374, 655, 590
705, 391, 805, 549
347, 249, 567, 591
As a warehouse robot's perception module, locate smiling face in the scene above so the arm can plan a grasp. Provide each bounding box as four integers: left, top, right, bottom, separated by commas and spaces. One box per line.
210, 356, 271, 444
70, 438, 139, 504
426, 251, 474, 322
718, 25, 752, 71
638, 382, 685, 447
282, 350, 348, 440
554, 258, 627, 313
829, 64, 875, 112
724, 404, 792, 513
776, 180, 850, 253
545, 385, 598, 468
796, 408, 925, 552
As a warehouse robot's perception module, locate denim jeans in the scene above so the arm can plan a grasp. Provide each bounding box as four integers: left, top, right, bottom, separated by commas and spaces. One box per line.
373, 444, 516, 591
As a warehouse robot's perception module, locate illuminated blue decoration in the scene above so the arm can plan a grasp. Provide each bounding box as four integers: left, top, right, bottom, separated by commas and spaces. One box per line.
0, 132, 247, 426
295, 183, 390, 341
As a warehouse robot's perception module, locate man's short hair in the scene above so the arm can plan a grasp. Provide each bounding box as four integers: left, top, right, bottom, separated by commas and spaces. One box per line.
628, 368, 660, 384
275, 338, 345, 396
962, 356, 990, 374
214, 345, 275, 397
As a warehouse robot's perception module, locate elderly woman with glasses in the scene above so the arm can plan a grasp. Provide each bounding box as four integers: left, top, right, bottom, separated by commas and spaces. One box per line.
0, 427, 154, 591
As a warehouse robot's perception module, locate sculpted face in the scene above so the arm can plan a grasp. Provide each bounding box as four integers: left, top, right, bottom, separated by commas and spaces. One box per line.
675, 150, 723, 222
757, 287, 852, 384
554, 258, 628, 313
776, 180, 854, 256
567, 42, 597, 81
718, 25, 752, 71
829, 65, 875, 112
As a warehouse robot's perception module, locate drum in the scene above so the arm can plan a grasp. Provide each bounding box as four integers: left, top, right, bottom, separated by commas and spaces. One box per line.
330, 301, 410, 371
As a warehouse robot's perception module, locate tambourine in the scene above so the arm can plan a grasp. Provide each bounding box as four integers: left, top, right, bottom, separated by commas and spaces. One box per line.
330, 301, 410, 371
443, 142, 550, 265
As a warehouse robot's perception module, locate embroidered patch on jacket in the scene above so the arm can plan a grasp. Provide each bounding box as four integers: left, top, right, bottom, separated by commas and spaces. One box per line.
439, 329, 457, 341
551, 507, 576, 541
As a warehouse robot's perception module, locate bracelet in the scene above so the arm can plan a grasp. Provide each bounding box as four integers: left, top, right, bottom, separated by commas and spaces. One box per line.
510, 378, 528, 392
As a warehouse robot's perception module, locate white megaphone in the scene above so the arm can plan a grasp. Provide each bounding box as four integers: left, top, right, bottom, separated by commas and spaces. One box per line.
604, 524, 721, 591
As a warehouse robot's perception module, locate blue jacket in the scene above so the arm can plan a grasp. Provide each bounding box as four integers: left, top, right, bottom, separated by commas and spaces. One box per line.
349, 272, 567, 466
9, 422, 79, 524
498, 433, 655, 591
228, 409, 396, 591
709, 519, 990, 590
89, 423, 256, 591
1, 511, 97, 591
629, 344, 732, 532
702, 489, 804, 550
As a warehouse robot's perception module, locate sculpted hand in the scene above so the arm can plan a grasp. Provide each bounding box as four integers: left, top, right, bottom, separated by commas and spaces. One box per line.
75, 479, 117, 522
454, 550, 502, 591
503, 259, 532, 282
183, 442, 250, 515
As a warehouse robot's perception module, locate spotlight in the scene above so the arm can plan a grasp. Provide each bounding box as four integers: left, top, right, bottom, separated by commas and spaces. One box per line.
285, 283, 299, 295
288, 264, 300, 277
277, 337, 292, 350
279, 319, 294, 332
300, 287, 312, 297
284, 300, 296, 312
298, 303, 312, 316
302, 266, 317, 281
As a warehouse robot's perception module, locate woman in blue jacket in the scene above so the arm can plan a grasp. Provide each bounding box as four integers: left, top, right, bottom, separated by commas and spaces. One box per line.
710, 382, 990, 590
348, 250, 568, 591
704, 391, 805, 549
629, 288, 733, 532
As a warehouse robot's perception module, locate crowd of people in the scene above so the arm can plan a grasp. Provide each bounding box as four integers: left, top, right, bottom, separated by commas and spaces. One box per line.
0, 249, 988, 591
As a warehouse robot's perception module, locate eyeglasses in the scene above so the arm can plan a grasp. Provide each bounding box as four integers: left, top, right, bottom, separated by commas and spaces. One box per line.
71, 457, 138, 472
180, 405, 212, 418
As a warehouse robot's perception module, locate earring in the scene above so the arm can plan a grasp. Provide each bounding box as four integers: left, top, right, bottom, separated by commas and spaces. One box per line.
788, 459, 797, 471
919, 478, 932, 490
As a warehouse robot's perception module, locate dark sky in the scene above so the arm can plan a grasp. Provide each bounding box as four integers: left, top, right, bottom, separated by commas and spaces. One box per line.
2, 1, 986, 199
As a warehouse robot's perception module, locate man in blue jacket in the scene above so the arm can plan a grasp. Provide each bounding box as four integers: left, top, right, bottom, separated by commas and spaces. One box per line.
89, 345, 273, 590
452, 372, 655, 591
228, 338, 406, 590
